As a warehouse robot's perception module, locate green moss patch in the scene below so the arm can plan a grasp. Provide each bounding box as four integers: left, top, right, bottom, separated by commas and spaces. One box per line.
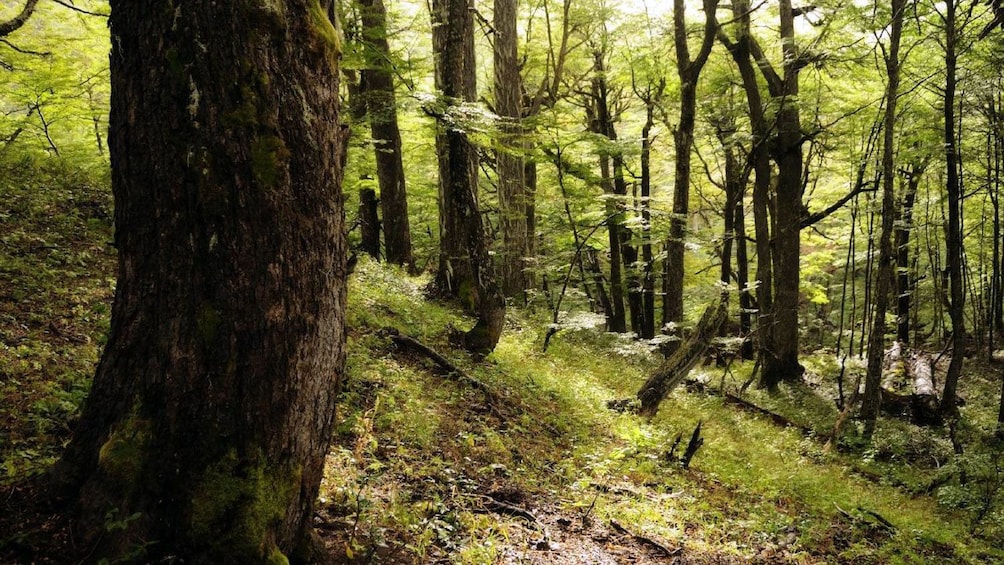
189, 449, 301, 561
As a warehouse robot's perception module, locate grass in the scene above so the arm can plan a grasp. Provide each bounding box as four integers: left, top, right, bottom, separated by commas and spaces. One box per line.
3, 166, 1004, 563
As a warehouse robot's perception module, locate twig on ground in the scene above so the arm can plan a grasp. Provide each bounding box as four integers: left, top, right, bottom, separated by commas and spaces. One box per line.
609, 520, 681, 557
381, 327, 500, 406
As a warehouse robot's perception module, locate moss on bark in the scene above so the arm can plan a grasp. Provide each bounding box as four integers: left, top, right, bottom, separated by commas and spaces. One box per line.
189, 449, 302, 561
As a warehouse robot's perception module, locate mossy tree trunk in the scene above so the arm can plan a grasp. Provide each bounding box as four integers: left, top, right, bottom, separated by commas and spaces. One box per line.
49, 2, 347, 562
638, 294, 729, 417
431, 0, 505, 355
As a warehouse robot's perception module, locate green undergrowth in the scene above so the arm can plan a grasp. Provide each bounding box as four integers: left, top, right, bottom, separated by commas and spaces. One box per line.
4, 170, 1003, 562
326, 257, 1004, 563
0, 160, 114, 481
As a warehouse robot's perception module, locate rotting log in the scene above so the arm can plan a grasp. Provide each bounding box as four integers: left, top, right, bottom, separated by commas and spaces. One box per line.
879, 343, 942, 425
637, 293, 728, 417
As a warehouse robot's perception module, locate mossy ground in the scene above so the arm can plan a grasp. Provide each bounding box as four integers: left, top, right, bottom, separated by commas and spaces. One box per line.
2, 169, 1004, 563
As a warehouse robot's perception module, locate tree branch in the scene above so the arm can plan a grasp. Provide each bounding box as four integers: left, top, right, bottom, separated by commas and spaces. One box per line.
0, 38, 50, 57
0, 0, 39, 38
51, 0, 109, 18
799, 181, 877, 229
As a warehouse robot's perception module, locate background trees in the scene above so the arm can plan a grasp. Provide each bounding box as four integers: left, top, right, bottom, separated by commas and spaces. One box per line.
5, 0, 1004, 559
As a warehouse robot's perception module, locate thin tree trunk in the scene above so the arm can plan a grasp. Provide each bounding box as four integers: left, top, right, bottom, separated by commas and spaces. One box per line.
896, 163, 924, 344
358, 0, 414, 269
50, 3, 347, 561
588, 49, 626, 333
862, 0, 905, 437
941, 0, 966, 416
639, 87, 662, 339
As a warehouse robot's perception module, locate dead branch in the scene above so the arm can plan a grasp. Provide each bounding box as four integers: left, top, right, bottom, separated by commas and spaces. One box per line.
722, 393, 815, 436
609, 520, 681, 558
381, 327, 499, 405
681, 421, 704, 469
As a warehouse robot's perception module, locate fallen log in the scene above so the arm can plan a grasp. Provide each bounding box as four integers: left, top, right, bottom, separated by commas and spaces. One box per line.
878, 343, 942, 426
637, 293, 729, 417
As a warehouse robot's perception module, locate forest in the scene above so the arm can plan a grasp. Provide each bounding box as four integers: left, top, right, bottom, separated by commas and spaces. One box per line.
2, 0, 1004, 562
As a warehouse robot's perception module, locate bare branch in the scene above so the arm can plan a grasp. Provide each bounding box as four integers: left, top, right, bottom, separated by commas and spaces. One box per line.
0, 38, 50, 57
0, 0, 39, 38
50, 0, 109, 18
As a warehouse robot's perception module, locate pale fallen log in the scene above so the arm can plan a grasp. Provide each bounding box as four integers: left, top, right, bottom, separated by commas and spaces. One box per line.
637, 293, 728, 417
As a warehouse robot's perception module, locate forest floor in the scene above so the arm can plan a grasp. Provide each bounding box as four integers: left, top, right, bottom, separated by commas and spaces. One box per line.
3, 169, 1004, 563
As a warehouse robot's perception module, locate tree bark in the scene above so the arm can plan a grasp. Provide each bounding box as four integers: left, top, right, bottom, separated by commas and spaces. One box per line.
432, 0, 505, 354
941, 0, 966, 416
49, 3, 347, 561
357, 0, 414, 269
494, 0, 530, 299
862, 0, 905, 438
664, 0, 720, 343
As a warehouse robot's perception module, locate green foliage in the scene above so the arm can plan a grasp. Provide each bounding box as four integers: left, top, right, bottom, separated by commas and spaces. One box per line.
0, 1, 109, 168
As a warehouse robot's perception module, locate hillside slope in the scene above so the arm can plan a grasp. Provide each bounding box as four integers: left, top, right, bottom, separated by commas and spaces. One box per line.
1, 170, 1002, 563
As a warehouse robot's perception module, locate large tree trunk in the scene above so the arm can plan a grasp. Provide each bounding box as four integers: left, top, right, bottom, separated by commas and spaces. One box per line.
432, 0, 473, 299
761, 0, 805, 387
358, 0, 414, 269
433, 0, 505, 354
862, 0, 905, 437
718, 0, 774, 370
49, 3, 346, 562
494, 0, 530, 300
